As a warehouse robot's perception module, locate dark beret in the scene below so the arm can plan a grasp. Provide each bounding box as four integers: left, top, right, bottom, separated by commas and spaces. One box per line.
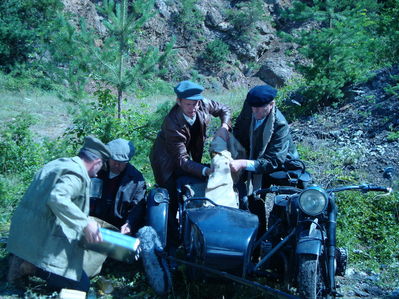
174, 80, 204, 100
82, 136, 110, 160
246, 85, 277, 107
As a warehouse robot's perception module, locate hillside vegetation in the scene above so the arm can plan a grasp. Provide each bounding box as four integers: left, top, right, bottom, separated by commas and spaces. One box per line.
0, 0, 398, 297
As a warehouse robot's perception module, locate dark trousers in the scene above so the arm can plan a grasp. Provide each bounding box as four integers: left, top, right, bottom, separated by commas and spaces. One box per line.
163, 175, 180, 252
36, 268, 90, 292
235, 177, 272, 239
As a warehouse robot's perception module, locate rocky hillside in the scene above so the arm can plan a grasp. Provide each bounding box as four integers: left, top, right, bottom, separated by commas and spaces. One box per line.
62, 0, 298, 90
291, 65, 399, 187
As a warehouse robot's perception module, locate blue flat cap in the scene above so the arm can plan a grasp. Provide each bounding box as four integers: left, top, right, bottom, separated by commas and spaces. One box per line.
246, 85, 277, 107
174, 80, 204, 100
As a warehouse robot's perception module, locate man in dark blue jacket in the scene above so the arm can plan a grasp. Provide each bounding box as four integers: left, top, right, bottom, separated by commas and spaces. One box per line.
231, 85, 299, 236
90, 138, 146, 235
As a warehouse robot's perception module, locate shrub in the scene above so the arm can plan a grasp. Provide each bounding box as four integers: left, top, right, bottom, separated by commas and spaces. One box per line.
201, 40, 230, 70
387, 130, 399, 142
227, 0, 268, 44
280, 1, 393, 113
0, 113, 75, 227
337, 191, 399, 268
0, 0, 63, 72
174, 0, 205, 38
0, 114, 46, 181
63, 89, 173, 182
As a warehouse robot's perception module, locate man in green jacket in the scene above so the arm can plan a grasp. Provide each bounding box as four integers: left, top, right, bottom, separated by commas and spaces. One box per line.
7, 136, 110, 293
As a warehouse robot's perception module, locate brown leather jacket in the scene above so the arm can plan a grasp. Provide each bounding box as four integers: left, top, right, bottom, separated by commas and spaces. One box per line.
150, 98, 231, 186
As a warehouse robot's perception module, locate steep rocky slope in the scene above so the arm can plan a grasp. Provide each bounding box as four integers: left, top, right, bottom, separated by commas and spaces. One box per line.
62, 0, 298, 90
291, 65, 399, 186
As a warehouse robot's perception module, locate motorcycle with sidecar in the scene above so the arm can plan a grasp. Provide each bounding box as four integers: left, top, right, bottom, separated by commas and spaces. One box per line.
142, 164, 391, 298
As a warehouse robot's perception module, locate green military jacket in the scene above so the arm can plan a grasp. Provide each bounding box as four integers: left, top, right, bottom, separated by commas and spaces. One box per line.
7, 156, 90, 281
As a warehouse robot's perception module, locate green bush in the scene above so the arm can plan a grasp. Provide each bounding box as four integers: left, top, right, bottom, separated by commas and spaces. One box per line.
201, 40, 230, 70
0, 113, 75, 227
379, 1, 399, 63
0, 114, 45, 181
63, 89, 173, 182
227, 0, 268, 44
337, 191, 399, 268
174, 0, 205, 37
0, 0, 63, 72
280, 0, 396, 113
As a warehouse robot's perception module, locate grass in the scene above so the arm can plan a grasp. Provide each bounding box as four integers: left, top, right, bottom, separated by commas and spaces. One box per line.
0, 90, 73, 140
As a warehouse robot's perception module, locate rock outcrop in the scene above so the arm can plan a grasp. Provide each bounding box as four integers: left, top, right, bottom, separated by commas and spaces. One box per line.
61, 0, 298, 90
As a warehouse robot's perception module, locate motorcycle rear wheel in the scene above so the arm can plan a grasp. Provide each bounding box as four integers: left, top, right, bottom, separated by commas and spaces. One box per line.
297, 254, 326, 299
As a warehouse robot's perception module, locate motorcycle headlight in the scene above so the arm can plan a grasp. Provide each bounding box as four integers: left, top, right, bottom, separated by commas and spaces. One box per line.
298, 187, 328, 216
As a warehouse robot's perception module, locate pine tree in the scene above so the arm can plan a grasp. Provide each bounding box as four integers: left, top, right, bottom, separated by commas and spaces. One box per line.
280, 0, 386, 110
92, 0, 173, 118
47, 0, 173, 117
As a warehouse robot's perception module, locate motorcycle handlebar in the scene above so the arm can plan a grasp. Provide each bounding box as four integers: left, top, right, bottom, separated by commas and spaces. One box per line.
327, 184, 392, 194
255, 186, 302, 196
255, 184, 391, 196
359, 185, 392, 193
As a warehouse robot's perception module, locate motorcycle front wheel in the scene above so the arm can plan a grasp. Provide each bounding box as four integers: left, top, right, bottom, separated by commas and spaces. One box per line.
138, 226, 172, 296
297, 254, 327, 299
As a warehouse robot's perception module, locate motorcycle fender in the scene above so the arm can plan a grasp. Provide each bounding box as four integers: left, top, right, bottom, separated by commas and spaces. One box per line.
296, 231, 323, 256
146, 188, 169, 249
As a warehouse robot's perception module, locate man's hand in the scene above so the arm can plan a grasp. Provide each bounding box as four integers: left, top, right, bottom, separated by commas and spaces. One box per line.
121, 223, 131, 235
230, 159, 248, 173
83, 220, 102, 243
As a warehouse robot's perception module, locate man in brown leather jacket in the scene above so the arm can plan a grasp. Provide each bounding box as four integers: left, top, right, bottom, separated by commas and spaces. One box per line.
150, 80, 231, 251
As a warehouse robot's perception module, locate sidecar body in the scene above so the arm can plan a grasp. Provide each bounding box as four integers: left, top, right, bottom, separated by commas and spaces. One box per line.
183, 205, 258, 276
147, 182, 259, 277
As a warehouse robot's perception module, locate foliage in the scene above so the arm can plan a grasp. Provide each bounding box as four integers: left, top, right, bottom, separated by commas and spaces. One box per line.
92, 0, 174, 116
42, 0, 175, 106
336, 191, 399, 268
201, 40, 231, 70
64, 89, 171, 182
45, 16, 95, 100
378, 0, 399, 62
94, 0, 152, 116
384, 74, 399, 97
279, 0, 398, 113
227, 0, 268, 44
0, 115, 46, 181
174, 0, 205, 38
0, 113, 76, 228
0, 0, 63, 72
387, 130, 399, 142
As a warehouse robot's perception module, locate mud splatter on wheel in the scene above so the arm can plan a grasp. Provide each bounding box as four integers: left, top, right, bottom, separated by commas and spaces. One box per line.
137, 226, 172, 296
335, 247, 348, 276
